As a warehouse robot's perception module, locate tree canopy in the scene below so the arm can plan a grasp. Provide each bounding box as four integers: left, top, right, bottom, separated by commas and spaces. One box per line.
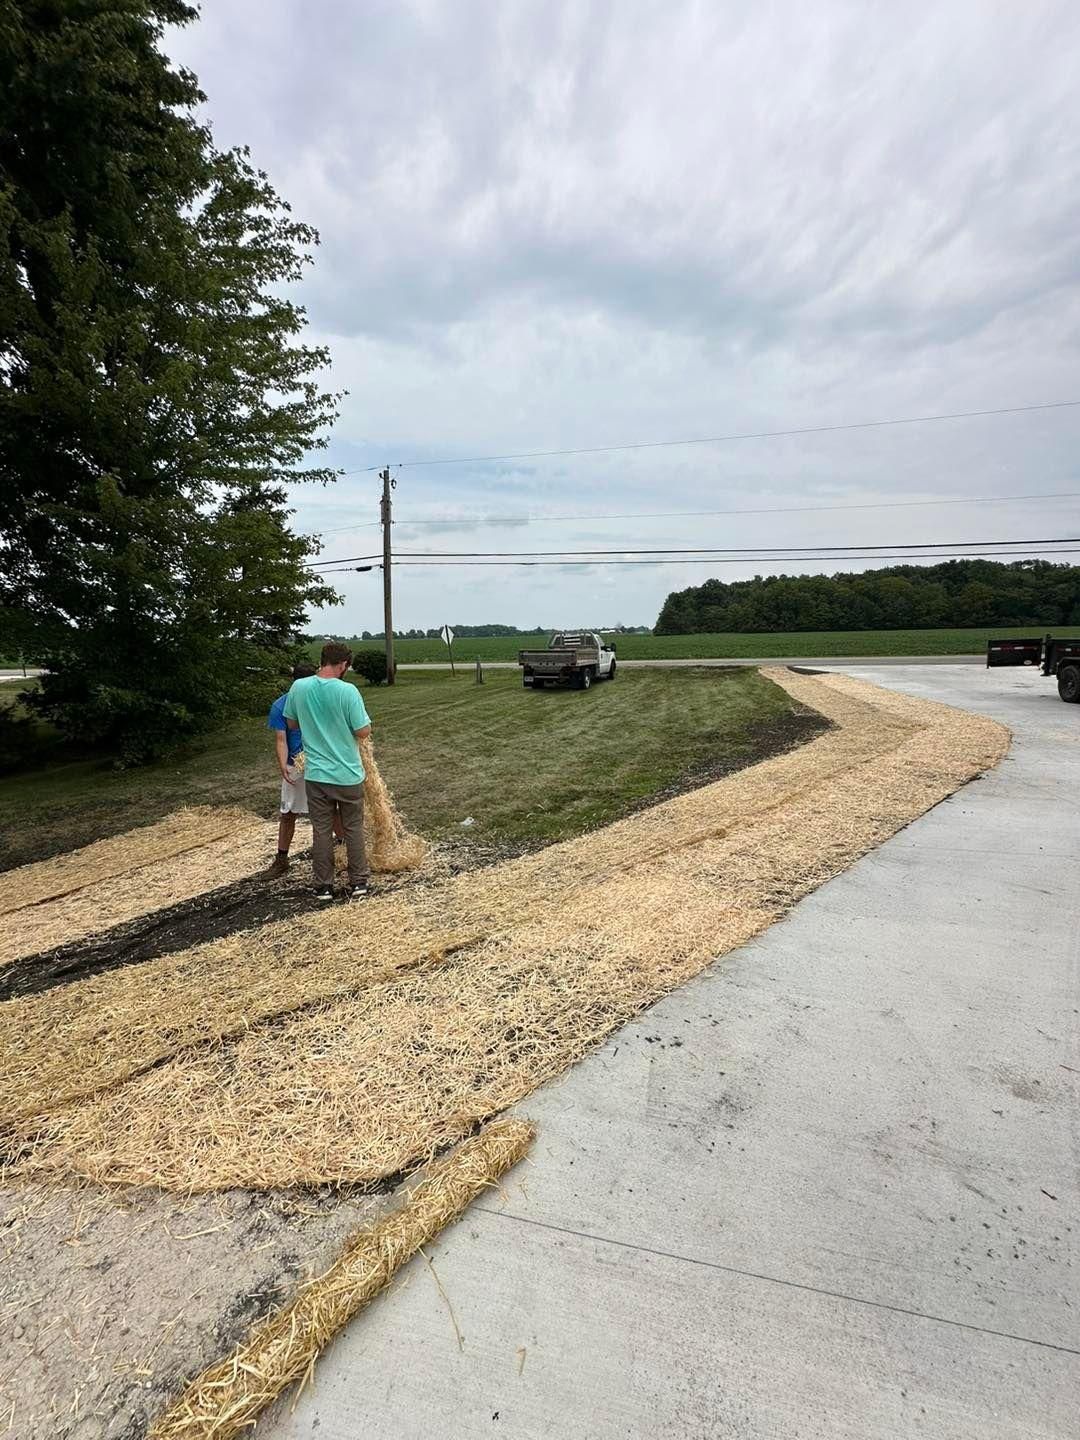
0, 0, 340, 760
654, 559, 1080, 635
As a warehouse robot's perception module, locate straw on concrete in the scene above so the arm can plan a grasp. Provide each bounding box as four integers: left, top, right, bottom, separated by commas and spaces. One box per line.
7, 672, 1009, 1189
0, 807, 260, 917
146, 1118, 534, 1440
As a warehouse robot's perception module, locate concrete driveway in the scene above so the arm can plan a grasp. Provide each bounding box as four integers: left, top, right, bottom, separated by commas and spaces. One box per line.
266, 664, 1078, 1440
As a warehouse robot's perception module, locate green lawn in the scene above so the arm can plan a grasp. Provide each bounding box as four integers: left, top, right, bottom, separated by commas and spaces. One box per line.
0, 666, 808, 871
319, 624, 1057, 664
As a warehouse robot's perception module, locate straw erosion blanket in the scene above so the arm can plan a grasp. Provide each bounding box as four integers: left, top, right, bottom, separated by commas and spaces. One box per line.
0, 806, 262, 918
0, 744, 423, 974
4, 670, 1008, 1191
0, 814, 278, 970
148, 1119, 534, 1440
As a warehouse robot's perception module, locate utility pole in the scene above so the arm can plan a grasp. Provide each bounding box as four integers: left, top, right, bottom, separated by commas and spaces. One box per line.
380, 466, 396, 685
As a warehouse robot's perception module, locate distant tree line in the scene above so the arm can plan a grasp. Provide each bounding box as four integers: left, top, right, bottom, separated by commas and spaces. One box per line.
299, 623, 653, 643
300, 625, 543, 643
654, 560, 1080, 635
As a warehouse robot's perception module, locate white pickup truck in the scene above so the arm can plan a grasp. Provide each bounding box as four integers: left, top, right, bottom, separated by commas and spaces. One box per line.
517, 631, 617, 690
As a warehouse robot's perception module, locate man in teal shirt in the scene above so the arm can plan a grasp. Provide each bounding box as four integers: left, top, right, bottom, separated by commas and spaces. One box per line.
284, 641, 372, 901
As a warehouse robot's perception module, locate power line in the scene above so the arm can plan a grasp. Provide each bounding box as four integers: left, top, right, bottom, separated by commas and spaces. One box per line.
389, 535, 1080, 559
305, 520, 381, 533
308, 536, 1080, 569
317, 547, 1080, 571
310, 553, 382, 567
308, 488, 1080, 536
334, 399, 1080, 474
391, 550, 1080, 565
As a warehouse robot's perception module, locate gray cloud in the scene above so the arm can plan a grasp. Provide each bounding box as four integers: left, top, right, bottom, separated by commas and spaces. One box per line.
168, 0, 1080, 630
178, 3, 1080, 347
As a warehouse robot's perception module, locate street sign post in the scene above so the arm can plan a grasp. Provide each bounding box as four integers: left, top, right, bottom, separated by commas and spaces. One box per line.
440, 624, 456, 675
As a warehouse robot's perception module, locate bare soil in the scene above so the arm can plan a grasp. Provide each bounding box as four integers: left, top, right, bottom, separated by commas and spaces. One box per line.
0, 1180, 395, 1440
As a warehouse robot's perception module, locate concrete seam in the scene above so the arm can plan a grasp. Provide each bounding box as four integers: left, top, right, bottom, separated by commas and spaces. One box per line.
475, 1206, 1080, 1358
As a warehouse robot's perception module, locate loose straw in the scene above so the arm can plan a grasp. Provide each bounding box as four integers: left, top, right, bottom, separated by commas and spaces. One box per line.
361, 735, 427, 873
147, 1118, 534, 1440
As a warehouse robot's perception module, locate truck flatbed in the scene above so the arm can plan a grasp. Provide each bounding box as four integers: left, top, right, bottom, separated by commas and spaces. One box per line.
518, 630, 617, 690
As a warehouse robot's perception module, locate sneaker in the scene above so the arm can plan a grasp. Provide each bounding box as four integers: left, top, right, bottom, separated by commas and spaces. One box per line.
349, 881, 369, 901
313, 887, 334, 902
262, 854, 290, 879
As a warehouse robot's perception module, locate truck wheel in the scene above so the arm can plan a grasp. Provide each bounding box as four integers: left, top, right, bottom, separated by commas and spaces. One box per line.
579, 668, 593, 690
1058, 664, 1080, 702
609, 661, 617, 681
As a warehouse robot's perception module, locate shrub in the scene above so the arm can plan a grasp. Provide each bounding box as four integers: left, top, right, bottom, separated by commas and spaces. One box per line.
350, 649, 388, 685
0, 696, 45, 774
27, 674, 198, 768
25, 638, 287, 766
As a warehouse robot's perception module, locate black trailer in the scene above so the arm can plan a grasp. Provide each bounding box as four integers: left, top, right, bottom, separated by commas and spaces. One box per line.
986, 634, 1080, 702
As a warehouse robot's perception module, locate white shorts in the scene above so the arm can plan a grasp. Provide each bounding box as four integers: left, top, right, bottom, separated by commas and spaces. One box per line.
280, 769, 309, 815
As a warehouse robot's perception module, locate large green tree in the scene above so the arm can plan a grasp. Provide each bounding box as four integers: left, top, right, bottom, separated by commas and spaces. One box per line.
0, 0, 340, 761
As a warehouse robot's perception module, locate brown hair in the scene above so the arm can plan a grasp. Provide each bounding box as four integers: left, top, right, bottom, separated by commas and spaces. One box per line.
320, 642, 353, 668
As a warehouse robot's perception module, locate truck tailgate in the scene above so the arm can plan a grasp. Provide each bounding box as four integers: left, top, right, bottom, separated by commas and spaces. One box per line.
986, 637, 1042, 667
519, 648, 578, 670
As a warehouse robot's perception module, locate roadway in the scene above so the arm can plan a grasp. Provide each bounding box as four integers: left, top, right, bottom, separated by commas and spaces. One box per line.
0, 656, 986, 685
400, 654, 986, 670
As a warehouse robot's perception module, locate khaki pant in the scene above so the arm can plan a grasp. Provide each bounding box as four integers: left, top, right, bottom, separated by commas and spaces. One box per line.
306, 780, 368, 888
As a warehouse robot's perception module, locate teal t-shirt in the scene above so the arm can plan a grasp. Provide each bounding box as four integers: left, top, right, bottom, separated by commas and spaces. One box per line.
283, 676, 370, 786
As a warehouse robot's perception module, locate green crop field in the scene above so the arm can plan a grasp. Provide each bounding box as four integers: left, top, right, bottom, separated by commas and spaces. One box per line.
0, 666, 811, 871
309, 625, 1055, 664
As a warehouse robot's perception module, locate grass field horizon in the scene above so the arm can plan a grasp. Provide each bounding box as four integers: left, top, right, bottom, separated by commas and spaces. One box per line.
308, 624, 1062, 664
3, 624, 1063, 676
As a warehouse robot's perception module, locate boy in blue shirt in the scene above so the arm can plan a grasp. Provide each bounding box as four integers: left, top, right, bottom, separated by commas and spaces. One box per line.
266, 660, 342, 877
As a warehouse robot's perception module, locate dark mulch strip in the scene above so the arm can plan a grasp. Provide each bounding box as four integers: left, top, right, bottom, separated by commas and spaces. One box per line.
0, 873, 311, 1003
0, 837, 520, 1004
620, 705, 831, 817
2, 706, 831, 1005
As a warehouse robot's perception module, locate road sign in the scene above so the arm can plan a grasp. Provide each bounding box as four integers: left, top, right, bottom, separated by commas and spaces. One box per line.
441, 624, 456, 675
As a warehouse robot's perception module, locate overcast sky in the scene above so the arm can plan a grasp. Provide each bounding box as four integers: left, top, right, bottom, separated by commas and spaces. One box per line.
169, 1, 1080, 633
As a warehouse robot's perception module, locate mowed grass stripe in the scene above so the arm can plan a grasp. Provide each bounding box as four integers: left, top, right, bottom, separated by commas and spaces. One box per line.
374, 668, 802, 845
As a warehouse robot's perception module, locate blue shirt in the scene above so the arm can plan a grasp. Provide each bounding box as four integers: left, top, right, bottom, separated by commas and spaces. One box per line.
268, 693, 304, 763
